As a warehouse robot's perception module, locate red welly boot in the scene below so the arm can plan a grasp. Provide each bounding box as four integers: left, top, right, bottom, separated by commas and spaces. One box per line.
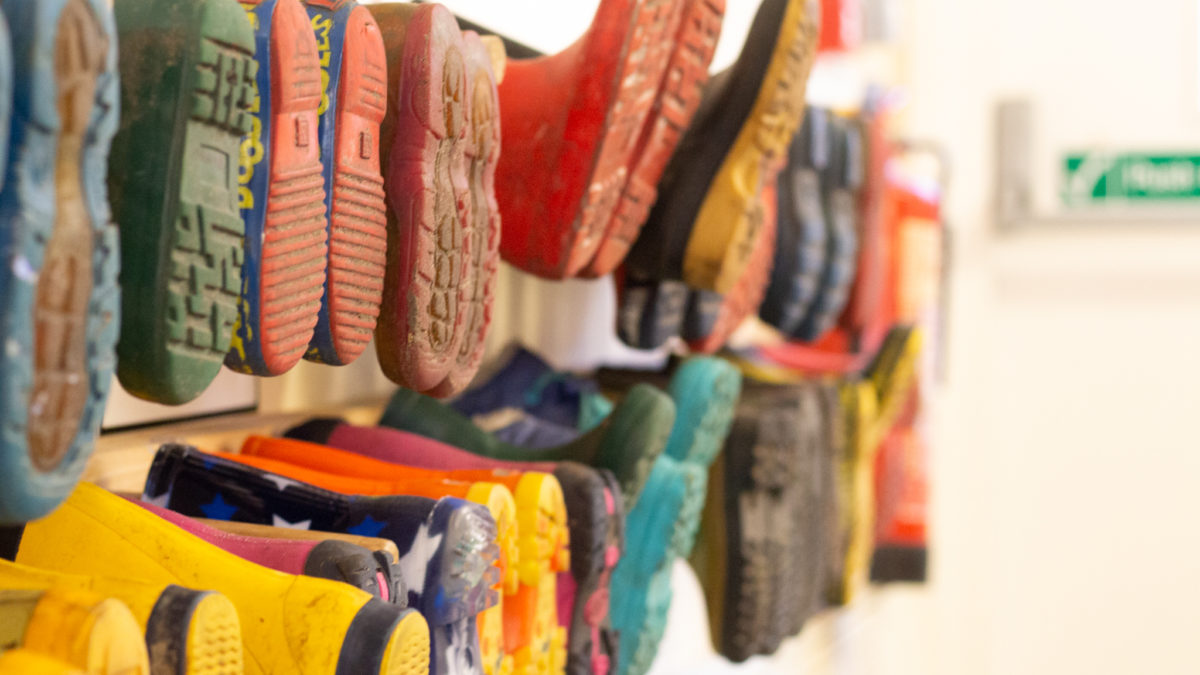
581, 0, 726, 278
496, 0, 684, 279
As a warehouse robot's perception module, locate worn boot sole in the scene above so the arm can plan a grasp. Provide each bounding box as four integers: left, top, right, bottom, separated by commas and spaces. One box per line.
582, 0, 726, 277
302, 0, 388, 367
758, 107, 829, 334
684, 177, 778, 353
225, 0, 326, 376
0, 0, 118, 524
370, 4, 473, 392
680, 0, 817, 293
111, 0, 254, 404
792, 117, 862, 342
428, 30, 502, 398
496, 0, 682, 279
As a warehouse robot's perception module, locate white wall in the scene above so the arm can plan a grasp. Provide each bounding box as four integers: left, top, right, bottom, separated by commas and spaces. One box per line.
900, 0, 1200, 673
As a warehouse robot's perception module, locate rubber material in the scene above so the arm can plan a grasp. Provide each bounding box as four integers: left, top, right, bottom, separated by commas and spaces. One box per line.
609, 459, 688, 675
839, 326, 922, 602
0, 15, 10, 195
0, 587, 151, 675
758, 107, 829, 334
614, 277, 688, 351
224, 0, 326, 376
0, 0, 119, 524
133, 497, 400, 603
626, 0, 818, 293
605, 359, 741, 674
302, 0, 388, 367
678, 0, 817, 292
336, 599, 429, 675
0, 649, 86, 674
792, 116, 863, 342
369, 4, 474, 393
235, 438, 568, 675
451, 346, 612, 432
145, 585, 243, 675
379, 383, 675, 509
285, 420, 619, 675
556, 465, 623, 675
0, 559, 243, 675
227, 438, 515, 675
197, 518, 403, 567
19, 482, 431, 675
683, 178, 779, 354
495, 0, 683, 279
111, 0, 254, 404
238, 435, 516, 596
869, 546, 927, 584
582, 0, 726, 277
427, 30, 503, 398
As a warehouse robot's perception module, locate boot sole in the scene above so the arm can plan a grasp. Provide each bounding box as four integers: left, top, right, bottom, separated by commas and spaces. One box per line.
302, 0, 388, 367
683, 180, 778, 354
373, 4, 472, 392
681, 0, 817, 293
226, 0, 326, 376
111, 0, 255, 405
0, 0, 119, 523
428, 31, 502, 398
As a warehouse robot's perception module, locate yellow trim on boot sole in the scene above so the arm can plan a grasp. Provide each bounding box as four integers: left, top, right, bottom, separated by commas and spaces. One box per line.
467, 482, 518, 675
512, 473, 569, 675
681, 0, 819, 294
378, 609, 431, 675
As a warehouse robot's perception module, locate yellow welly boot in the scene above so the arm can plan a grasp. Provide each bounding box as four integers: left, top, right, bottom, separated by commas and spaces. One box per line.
0, 558, 242, 675
17, 483, 429, 675
0, 649, 85, 674
0, 587, 150, 675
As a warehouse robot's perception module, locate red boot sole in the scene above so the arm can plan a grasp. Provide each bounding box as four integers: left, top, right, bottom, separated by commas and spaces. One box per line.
373, 4, 472, 392
312, 2, 388, 366
234, 0, 327, 376
428, 31, 502, 399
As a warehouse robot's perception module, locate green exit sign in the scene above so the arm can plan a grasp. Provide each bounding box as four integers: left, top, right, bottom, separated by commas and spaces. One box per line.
1063, 153, 1200, 204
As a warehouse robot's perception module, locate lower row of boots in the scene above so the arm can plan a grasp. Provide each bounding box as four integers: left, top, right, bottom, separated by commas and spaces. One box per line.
0, 343, 921, 675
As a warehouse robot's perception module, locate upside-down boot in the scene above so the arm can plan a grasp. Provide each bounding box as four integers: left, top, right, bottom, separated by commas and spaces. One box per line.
624, 0, 818, 294
0, 0, 120, 523
300, 0, 388, 367
110, 0, 253, 404
494, 0, 684, 279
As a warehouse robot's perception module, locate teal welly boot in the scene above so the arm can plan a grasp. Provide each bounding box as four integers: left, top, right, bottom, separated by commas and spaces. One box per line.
0, 0, 120, 524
